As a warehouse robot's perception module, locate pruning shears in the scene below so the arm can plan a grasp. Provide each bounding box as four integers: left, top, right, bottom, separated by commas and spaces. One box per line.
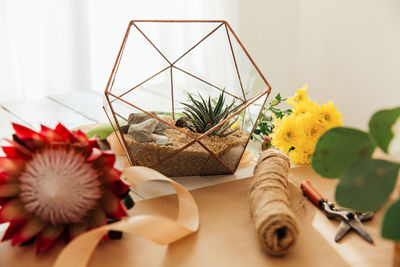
300, 180, 374, 244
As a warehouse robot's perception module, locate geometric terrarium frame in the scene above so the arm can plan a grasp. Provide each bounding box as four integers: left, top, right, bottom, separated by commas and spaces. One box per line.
103, 20, 271, 177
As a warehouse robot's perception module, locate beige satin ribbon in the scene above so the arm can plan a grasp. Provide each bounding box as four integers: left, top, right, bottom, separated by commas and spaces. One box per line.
53, 166, 199, 267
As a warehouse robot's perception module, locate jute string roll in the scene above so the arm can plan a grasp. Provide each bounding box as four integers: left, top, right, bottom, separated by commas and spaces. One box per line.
249, 149, 299, 256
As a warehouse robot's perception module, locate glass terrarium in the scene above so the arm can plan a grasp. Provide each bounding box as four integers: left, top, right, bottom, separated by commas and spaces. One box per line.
103, 20, 271, 177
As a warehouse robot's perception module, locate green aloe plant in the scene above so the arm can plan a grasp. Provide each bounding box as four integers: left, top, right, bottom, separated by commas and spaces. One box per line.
181, 91, 237, 137
312, 106, 400, 240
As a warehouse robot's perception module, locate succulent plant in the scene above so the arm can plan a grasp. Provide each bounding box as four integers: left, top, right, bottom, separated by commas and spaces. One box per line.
181, 90, 237, 137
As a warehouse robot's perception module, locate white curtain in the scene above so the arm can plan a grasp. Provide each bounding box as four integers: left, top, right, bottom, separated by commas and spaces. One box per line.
0, 0, 90, 102
0, 0, 239, 103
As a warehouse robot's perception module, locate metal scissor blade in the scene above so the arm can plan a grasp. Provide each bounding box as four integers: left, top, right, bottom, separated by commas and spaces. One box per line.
335, 221, 351, 242
346, 217, 374, 244
335, 212, 374, 242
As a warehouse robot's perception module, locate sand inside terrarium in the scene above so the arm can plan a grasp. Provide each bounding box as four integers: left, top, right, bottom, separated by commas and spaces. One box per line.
124, 127, 248, 177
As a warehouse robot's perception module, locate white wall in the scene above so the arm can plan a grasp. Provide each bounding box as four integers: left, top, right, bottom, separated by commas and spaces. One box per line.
0, 0, 91, 101
237, 0, 400, 130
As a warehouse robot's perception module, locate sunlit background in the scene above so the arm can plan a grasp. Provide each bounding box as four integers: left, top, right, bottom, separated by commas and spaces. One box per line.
1, 0, 399, 129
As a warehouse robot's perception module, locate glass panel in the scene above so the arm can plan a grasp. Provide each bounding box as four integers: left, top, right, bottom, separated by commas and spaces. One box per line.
135, 21, 223, 63
226, 27, 270, 100
109, 24, 170, 96
173, 24, 244, 102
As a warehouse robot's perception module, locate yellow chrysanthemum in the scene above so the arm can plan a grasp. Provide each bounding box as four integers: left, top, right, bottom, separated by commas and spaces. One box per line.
295, 85, 309, 103
286, 97, 296, 106
286, 85, 312, 107
301, 115, 326, 142
289, 143, 315, 165
291, 100, 319, 117
270, 116, 303, 153
318, 101, 343, 128
270, 85, 343, 165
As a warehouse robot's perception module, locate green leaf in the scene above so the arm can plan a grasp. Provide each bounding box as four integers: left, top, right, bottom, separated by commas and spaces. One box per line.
369, 107, 400, 153
335, 159, 399, 211
87, 123, 114, 139
275, 93, 281, 101
382, 199, 400, 240
312, 127, 376, 178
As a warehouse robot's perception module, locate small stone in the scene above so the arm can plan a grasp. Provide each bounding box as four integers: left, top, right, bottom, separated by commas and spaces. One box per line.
127, 113, 153, 125
121, 124, 130, 134
154, 122, 170, 135
128, 119, 159, 142
175, 117, 191, 128
129, 130, 154, 142
129, 119, 159, 133
153, 115, 173, 135
153, 134, 172, 146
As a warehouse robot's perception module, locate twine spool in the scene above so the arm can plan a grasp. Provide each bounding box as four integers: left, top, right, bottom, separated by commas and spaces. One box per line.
249, 149, 299, 256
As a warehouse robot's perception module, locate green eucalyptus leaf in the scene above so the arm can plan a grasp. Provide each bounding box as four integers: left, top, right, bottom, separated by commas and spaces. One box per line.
369, 107, 400, 153
381, 199, 400, 240
312, 127, 376, 178
335, 159, 399, 212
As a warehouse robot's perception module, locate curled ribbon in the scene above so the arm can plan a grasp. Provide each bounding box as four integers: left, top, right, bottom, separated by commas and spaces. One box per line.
53, 166, 200, 267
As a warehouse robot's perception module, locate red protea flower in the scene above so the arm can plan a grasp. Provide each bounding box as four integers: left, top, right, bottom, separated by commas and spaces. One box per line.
0, 123, 130, 253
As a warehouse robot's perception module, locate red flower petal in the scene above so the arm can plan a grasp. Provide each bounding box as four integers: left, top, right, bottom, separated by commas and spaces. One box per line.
109, 179, 130, 196
35, 224, 64, 253
11, 217, 46, 246
12, 123, 45, 149
0, 183, 21, 197
1, 146, 30, 159
54, 123, 73, 142
4, 139, 32, 157
0, 172, 18, 186
87, 149, 116, 170
88, 139, 99, 150
101, 191, 128, 219
12, 123, 38, 139
0, 197, 8, 205
0, 172, 7, 184
102, 168, 130, 195
39, 125, 64, 143
2, 221, 25, 241
86, 148, 102, 162
72, 130, 88, 143
0, 199, 29, 223
101, 152, 116, 168
0, 157, 26, 177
